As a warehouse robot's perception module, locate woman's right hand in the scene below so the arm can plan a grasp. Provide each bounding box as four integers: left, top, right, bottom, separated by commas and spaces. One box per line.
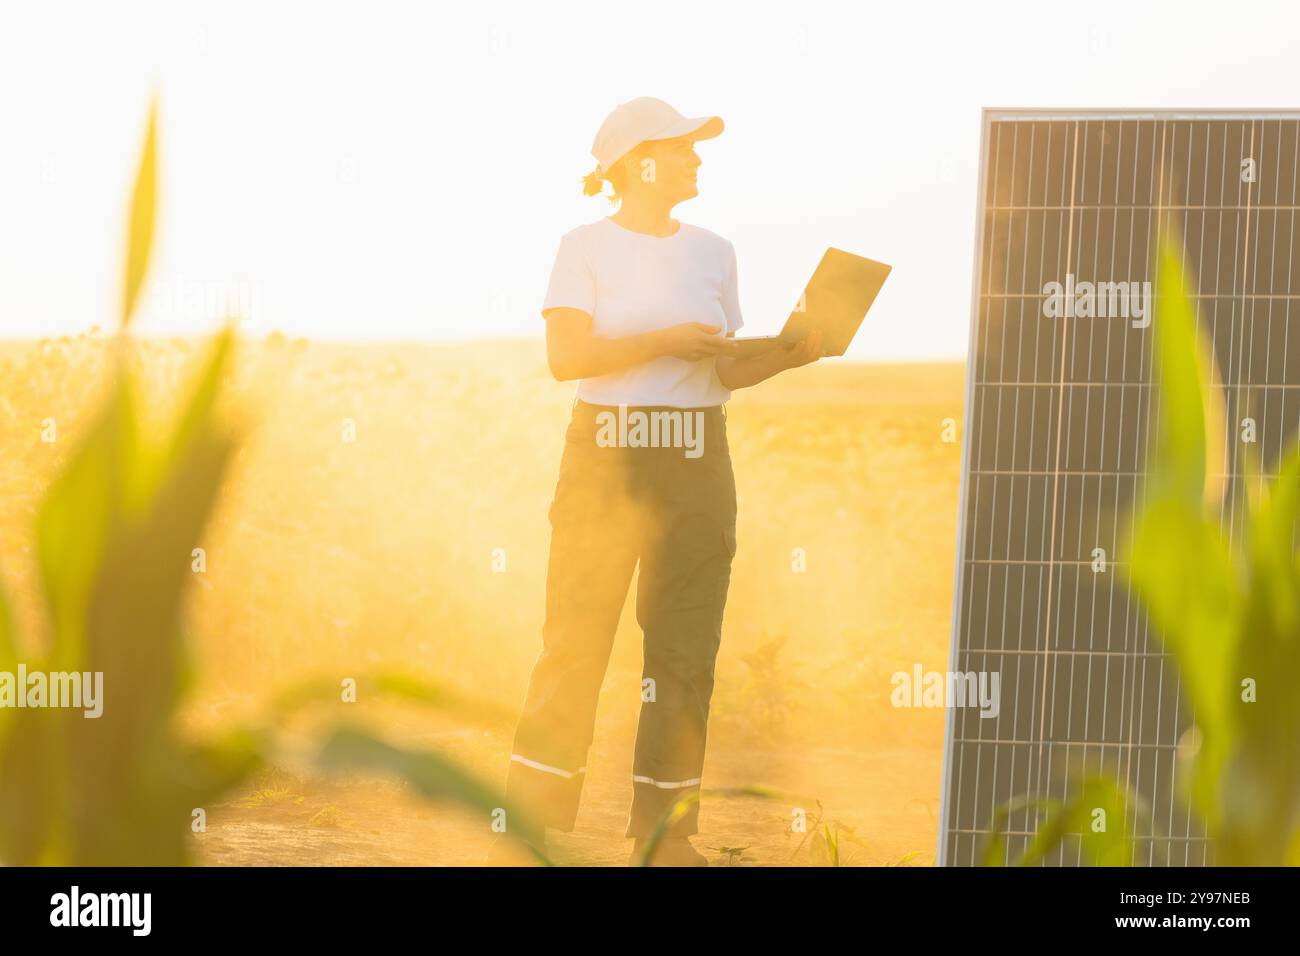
654, 323, 740, 361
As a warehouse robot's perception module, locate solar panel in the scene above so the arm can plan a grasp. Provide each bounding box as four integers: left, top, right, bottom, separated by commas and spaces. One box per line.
938, 110, 1300, 866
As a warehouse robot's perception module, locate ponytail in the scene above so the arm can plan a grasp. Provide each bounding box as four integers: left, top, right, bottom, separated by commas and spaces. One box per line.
581, 164, 605, 197
580, 162, 623, 206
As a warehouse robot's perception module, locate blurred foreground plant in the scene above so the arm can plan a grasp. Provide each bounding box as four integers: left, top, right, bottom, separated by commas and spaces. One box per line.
1122, 225, 1300, 865
0, 99, 545, 865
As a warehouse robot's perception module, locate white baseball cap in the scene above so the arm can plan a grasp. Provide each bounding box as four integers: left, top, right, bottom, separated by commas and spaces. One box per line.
591, 97, 724, 175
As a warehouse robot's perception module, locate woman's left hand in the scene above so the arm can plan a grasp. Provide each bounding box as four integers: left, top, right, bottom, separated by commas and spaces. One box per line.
780, 329, 825, 369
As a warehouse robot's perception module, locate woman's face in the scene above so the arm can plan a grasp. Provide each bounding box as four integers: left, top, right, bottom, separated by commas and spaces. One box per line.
622, 135, 702, 204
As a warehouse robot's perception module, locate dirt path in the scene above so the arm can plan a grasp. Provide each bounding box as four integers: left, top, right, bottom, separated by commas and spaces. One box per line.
193, 732, 940, 867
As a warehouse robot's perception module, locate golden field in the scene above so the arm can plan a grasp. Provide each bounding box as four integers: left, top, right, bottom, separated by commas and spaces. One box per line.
0, 334, 964, 866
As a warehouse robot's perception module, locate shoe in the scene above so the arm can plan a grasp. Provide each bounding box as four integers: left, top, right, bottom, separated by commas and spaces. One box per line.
630, 836, 709, 867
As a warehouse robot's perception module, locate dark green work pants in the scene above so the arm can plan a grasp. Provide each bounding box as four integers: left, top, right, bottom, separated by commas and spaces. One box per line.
506, 399, 737, 839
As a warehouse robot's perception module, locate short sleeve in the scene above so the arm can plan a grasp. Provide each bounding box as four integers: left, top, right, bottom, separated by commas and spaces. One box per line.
541, 230, 595, 318
722, 242, 744, 333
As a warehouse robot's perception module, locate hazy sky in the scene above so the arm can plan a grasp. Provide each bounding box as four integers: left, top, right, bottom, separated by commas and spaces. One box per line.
4, 0, 1300, 357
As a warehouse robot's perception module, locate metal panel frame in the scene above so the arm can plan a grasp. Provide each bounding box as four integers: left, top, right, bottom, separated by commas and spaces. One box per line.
936, 107, 994, 869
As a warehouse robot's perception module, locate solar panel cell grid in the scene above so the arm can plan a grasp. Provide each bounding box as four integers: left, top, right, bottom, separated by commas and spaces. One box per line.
939, 112, 1300, 867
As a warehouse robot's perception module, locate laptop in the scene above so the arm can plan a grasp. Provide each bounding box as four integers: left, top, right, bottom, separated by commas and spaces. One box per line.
730, 247, 892, 358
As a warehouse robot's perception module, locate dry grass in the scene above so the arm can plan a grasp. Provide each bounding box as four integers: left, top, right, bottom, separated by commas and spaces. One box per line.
0, 334, 964, 865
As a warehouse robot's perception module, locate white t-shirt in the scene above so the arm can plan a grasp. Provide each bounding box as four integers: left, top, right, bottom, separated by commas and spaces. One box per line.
541, 217, 744, 407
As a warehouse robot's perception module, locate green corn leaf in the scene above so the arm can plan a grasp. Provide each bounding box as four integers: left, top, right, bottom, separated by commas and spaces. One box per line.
35, 377, 138, 673
1149, 225, 1217, 506
268, 670, 514, 727
1124, 227, 1242, 833
122, 97, 158, 329
0, 709, 59, 865
0, 580, 13, 722
635, 791, 701, 867
1127, 498, 1239, 744
145, 727, 267, 866
6, 95, 266, 865
1010, 777, 1141, 867
124, 323, 235, 517
66, 426, 234, 864
0, 581, 16, 801
981, 795, 1059, 866
38, 325, 236, 864
0, 583, 12, 671
315, 724, 550, 865
159, 326, 233, 483
1220, 445, 1300, 862
1072, 777, 1142, 867
1245, 445, 1300, 640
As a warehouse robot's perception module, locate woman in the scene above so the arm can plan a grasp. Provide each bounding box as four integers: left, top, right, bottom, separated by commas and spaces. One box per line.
502, 97, 824, 866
